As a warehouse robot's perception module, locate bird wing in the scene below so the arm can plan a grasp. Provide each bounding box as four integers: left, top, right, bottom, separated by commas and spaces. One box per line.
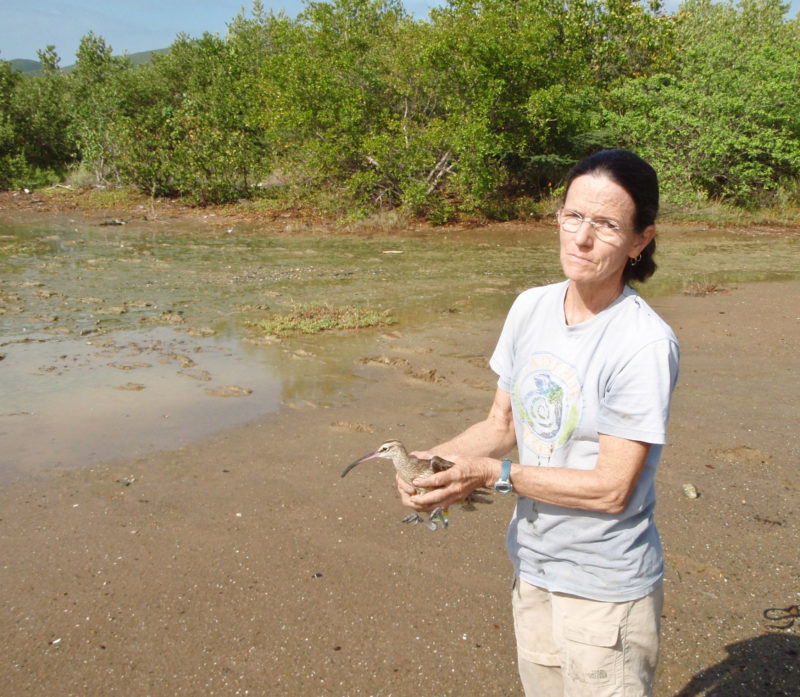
429, 455, 454, 473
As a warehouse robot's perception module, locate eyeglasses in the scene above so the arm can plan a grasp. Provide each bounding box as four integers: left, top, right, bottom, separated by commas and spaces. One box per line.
557, 210, 629, 244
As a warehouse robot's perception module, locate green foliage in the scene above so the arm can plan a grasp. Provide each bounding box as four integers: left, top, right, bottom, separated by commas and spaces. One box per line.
604, 0, 800, 207
1, 0, 799, 215
0, 60, 22, 188
67, 33, 133, 183
111, 32, 271, 203
0, 48, 73, 188
252, 0, 411, 208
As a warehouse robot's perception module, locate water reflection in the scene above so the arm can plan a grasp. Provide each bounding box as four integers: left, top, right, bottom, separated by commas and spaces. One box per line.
0, 327, 283, 481
0, 217, 560, 340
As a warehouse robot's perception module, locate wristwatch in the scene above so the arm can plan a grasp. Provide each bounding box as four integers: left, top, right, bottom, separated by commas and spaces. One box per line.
494, 458, 513, 494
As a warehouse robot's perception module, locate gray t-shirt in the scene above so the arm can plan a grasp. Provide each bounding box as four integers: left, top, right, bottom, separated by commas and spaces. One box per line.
490, 280, 680, 602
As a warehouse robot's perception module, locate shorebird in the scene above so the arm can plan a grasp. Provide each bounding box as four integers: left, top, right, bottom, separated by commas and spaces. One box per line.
341, 439, 491, 530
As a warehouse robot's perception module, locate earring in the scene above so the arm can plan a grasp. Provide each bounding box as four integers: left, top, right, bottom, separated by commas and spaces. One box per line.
629, 254, 642, 266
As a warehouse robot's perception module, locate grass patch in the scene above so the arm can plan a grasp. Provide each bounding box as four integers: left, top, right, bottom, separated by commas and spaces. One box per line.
39, 183, 154, 211
254, 304, 395, 337
660, 198, 800, 227
340, 208, 412, 234
0, 236, 50, 258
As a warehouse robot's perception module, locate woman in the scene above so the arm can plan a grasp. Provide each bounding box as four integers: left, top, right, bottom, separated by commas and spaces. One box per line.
399, 149, 680, 697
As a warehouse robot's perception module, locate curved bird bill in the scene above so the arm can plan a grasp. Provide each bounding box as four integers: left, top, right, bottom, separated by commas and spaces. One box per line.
340, 451, 381, 478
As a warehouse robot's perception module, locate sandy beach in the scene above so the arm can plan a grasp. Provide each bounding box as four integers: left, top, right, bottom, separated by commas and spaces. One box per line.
1, 197, 798, 695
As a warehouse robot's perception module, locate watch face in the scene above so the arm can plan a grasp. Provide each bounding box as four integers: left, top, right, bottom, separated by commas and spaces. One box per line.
494, 481, 513, 494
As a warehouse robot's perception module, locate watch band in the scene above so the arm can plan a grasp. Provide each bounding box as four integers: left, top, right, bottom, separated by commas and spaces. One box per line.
494, 458, 513, 494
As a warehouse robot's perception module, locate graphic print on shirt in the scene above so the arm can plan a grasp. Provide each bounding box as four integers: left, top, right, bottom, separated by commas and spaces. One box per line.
513, 353, 581, 461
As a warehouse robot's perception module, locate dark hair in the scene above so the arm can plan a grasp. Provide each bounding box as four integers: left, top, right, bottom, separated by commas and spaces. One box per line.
565, 149, 659, 283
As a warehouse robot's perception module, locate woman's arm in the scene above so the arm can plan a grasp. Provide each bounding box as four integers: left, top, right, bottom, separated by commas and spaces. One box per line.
405, 388, 652, 515
495, 435, 650, 513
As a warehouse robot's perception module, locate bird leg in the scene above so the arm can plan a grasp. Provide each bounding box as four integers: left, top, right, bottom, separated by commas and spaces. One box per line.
402, 512, 437, 531
401, 506, 449, 531
430, 507, 449, 529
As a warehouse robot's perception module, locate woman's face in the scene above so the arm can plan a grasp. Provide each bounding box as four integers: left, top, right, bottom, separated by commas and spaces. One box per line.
559, 173, 654, 292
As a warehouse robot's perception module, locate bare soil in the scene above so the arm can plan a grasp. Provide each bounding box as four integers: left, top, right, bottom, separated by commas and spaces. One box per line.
1, 192, 798, 696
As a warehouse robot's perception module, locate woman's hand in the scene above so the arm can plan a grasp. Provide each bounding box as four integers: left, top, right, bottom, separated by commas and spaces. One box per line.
395, 473, 417, 507
402, 454, 496, 512
394, 386, 515, 511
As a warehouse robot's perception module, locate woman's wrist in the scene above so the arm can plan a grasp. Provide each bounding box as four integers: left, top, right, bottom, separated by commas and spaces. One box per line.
484, 458, 502, 488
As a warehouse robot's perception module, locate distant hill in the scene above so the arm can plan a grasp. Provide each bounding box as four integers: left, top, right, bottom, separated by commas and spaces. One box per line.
127, 48, 169, 66
10, 59, 41, 75
7, 48, 169, 76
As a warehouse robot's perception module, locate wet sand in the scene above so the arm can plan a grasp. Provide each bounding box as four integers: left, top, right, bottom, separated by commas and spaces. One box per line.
1, 268, 799, 695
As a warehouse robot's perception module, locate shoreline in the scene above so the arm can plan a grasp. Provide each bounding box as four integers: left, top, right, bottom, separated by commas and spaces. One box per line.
4, 186, 800, 236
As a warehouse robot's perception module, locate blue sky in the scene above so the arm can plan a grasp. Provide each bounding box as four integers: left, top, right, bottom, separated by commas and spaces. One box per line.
2, 0, 799, 63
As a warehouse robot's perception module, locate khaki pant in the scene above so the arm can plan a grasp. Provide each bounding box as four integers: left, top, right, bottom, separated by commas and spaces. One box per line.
512, 577, 663, 697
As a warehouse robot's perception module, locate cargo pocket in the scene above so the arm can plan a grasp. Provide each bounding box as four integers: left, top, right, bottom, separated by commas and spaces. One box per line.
512, 577, 561, 666
560, 619, 621, 695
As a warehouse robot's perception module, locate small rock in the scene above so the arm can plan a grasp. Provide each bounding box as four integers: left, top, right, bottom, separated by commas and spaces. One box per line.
682, 482, 699, 499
